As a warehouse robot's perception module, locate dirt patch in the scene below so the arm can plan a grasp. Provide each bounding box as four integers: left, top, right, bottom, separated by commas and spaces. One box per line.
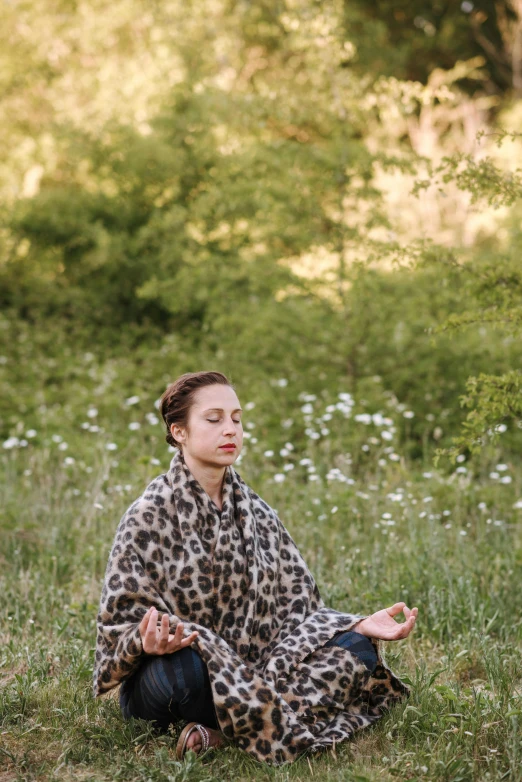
0, 662, 28, 686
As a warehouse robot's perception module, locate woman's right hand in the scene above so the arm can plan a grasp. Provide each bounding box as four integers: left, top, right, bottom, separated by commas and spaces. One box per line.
139, 607, 199, 655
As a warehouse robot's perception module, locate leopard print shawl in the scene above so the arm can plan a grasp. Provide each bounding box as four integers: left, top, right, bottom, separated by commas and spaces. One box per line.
93, 449, 409, 765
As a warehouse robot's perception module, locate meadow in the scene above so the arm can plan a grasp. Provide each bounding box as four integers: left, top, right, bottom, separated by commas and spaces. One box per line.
1, 357, 521, 782
2, 3, 522, 778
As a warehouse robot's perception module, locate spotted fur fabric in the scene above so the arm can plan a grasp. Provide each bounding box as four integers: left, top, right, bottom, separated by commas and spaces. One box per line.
93, 449, 409, 765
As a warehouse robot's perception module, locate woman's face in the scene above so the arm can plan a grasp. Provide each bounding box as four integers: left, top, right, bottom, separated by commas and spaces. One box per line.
171, 384, 243, 467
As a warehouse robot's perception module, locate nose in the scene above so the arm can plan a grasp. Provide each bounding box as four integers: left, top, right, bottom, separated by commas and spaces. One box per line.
223, 418, 238, 436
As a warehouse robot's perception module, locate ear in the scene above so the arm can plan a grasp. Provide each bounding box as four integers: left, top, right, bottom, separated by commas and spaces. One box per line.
171, 423, 186, 444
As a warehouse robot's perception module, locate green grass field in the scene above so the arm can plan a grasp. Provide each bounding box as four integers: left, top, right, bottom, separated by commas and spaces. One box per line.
1, 394, 521, 782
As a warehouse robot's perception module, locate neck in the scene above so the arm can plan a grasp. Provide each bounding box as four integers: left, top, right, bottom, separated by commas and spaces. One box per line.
182, 450, 226, 510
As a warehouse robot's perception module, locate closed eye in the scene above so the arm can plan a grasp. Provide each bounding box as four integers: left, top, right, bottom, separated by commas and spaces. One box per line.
207, 419, 242, 424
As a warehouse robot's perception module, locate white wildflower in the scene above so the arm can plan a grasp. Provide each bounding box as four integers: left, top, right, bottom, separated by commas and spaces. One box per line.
301, 403, 314, 415
87, 407, 98, 418
381, 431, 393, 441
128, 422, 141, 431
245, 401, 256, 410
355, 413, 372, 425
500, 475, 512, 484
51, 434, 63, 443
25, 429, 37, 438
146, 412, 159, 425
496, 463, 508, 471
64, 457, 75, 465
264, 450, 274, 457
58, 442, 68, 451
403, 410, 415, 419
276, 378, 288, 387
125, 395, 140, 406
105, 442, 118, 451
3, 437, 20, 449
273, 473, 286, 483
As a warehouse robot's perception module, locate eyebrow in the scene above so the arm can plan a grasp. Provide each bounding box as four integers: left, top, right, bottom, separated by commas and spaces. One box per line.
202, 408, 243, 413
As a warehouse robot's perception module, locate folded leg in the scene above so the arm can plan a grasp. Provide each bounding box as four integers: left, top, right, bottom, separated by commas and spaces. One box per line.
324, 630, 378, 674
119, 646, 219, 731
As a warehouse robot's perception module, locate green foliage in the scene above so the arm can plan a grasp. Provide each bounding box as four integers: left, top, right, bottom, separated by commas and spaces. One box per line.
344, 0, 518, 95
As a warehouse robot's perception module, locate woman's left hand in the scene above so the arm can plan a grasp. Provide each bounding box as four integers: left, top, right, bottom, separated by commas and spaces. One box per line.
352, 602, 418, 641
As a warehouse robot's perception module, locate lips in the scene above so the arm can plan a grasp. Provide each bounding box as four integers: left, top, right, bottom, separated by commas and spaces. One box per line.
219, 445, 236, 450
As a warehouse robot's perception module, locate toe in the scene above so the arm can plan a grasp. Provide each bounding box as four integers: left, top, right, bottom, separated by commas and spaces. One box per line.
186, 732, 202, 752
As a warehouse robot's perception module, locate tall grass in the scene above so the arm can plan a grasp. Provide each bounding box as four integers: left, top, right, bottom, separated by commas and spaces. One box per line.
1, 386, 521, 781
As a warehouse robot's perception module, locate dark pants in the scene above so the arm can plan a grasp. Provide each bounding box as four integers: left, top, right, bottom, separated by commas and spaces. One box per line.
119, 631, 378, 732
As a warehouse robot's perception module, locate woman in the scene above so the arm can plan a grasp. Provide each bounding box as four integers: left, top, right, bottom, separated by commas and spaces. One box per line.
93, 371, 417, 765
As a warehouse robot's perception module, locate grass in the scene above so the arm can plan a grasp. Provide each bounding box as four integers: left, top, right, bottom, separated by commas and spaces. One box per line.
1, 413, 522, 782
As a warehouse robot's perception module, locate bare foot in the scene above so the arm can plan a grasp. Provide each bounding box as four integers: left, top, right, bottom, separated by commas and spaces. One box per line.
185, 729, 202, 752
185, 725, 223, 754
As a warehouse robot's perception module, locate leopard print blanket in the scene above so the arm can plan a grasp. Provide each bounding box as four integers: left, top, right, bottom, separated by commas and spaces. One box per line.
93, 449, 409, 765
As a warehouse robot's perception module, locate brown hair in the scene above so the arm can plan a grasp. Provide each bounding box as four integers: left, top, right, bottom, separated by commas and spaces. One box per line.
159, 371, 234, 448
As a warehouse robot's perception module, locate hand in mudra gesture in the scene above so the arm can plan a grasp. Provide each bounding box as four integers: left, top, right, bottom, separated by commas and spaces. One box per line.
139, 607, 199, 655
353, 602, 418, 641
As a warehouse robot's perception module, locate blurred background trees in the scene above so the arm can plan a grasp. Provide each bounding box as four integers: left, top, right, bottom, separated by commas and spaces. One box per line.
1, 0, 522, 462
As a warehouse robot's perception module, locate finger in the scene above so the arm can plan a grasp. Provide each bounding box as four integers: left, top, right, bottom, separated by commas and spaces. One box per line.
412, 607, 419, 618
156, 613, 170, 652
167, 630, 199, 652
142, 607, 159, 652
146, 608, 159, 642
180, 631, 199, 647
399, 615, 416, 639
386, 602, 406, 618
403, 606, 412, 620
139, 607, 153, 635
